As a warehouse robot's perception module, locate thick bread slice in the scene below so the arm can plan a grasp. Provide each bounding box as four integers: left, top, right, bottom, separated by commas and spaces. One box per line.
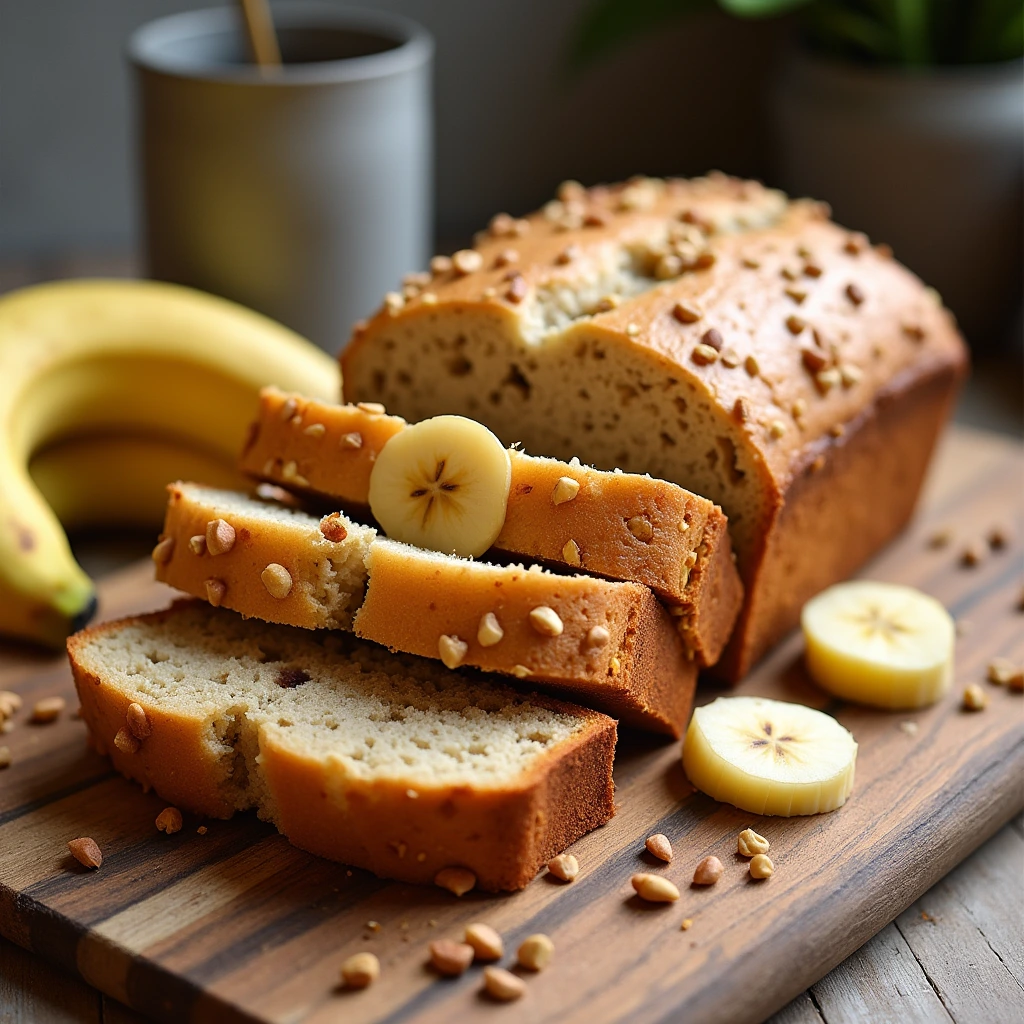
155, 485, 694, 734
67, 602, 616, 892
354, 540, 696, 735
153, 483, 376, 630
239, 387, 742, 666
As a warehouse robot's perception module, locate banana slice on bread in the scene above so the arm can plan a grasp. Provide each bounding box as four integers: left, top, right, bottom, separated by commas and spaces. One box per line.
683, 696, 857, 816
802, 581, 954, 709
368, 415, 512, 558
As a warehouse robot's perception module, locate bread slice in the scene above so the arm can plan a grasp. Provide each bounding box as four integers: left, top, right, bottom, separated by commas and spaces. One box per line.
155, 484, 695, 735
67, 602, 617, 892
239, 387, 742, 666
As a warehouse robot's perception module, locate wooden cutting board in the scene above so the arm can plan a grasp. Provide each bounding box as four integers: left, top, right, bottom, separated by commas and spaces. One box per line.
1, 425, 1021, 1024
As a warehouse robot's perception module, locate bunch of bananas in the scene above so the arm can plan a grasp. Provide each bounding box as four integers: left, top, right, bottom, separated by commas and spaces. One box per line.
0, 279, 339, 647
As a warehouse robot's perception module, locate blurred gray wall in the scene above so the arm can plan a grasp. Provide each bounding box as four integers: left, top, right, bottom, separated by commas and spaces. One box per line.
0, 0, 784, 254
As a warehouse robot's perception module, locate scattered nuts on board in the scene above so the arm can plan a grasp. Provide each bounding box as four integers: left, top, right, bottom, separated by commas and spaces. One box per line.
435, 866, 477, 896
517, 933, 554, 971
987, 659, 1014, 685
31, 697, 66, 723
341, 952, 380, 989
962, 684, 988, 711
483, 966, 526, 1001
631, 873, 680, 902
692, 856, 724, 886
680, 918, 693, 931
429, 939, 474, 976
645, 834, 673, 862
736, 828, 770, 857
465, 923, 504, 961
155, 807, 183, 834
67, 837, 102, 869
546, 853, 579, 882
749, 854, 774, 879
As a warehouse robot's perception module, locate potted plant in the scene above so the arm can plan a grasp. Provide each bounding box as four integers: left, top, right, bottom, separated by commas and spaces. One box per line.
569, 0, 1023, 346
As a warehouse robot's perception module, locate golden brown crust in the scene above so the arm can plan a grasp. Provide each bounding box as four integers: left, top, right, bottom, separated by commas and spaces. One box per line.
66, 604, 617, 892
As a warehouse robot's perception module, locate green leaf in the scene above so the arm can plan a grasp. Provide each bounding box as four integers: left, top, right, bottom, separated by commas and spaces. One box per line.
718, 0, 814, 17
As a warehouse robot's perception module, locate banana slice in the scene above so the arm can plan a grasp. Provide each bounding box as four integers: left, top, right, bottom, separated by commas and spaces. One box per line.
368, 415, 511, 558
802, 580, 954, 709
683, 696, 857, 816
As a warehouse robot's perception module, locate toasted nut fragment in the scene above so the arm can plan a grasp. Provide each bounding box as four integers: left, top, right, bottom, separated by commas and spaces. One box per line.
126, 703, 150, 740
430, 940, 474, 977
987, 658, 1014, 685
477, 613, 504, 648
205, 519, 236, 556
768, 420, 787, 440
692, 343, 720, 366
465, 922, 504, 961
452, 249, 484, 275
512, 665, 531, 679
692, 856, 724, 885
547, 853, 580, 882
928, 527, 954, 549
987, 524, 1011, 550
505, 274, 528, 303
802, 346, 830, 373
962, 684, 988, 711
341, 952, 380, 989
0, 746, 11, 769
785, 315, 806, 335
280, 398, 298, 421
960, 542, 985, 567
357, 401, 386, 416
646, 834, 673, 862
113, 728, 139, 755
721, 348, 741, 368
899, 720, 919, 735
319, 513, 349, 544
0, 691, 23, 717
562, 539, 582, 566
68, 837, 102, 869
529, 606, 563, 637
816, 368, 842, 393
840, 364, 863, 387
609, 656, 621, 675
846, 283, 865, 305
151, 537, 175, 565
435, 866, 477, 896
701, 327, 724, 350
1009, 670, 1024, 693
204, 578, 227, 608
188, 535, 207, 556
732, 397, 749, 423
518, 933, 554, 971
430, 254, 453, 275
625, 323, 640, 337
438, 634, 469, 669
672, 301, 703, 324
551, 476, 581, 505
749, 853, 774, 879
680, 918, 694, 931
737, 828, 770, 857
341, 431, 363, 450
586, 625, 611, 648
627, 516, 654, 542
483, 966, 526, 1002
785, 286, 807, 304
261, 563, 293, 599
155, 807, 183, 834
744, 354, 760, 376
31, 697, 66, 723
631, 873, 680, 903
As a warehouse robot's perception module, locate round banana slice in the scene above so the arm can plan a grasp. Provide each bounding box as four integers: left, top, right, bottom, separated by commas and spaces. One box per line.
683, 696, 857, 816
802, 580, 954, 709
368, 415, 512, 558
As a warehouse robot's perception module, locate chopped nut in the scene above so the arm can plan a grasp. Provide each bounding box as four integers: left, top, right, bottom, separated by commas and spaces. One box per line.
987, 524, 1011, 550
626, 322, 641, 337
780, 265, 800, 281
962, 684, 988, 711
551, 476, 580, 505
341, 431, 363, 449
204, 578, 227, 608
188, 535, 207, 556
438, 634, 468, 669
737, 828, 770, 857
477, 613, 504, 648
801, 346, 830, 373
430, 939, 474, 977
701, 327, 724, 351
547, 853, 580, 882
155, 807, 183, 834
452, 249, 483, 275
899, 720, 919, 736
680, 918, 693, 931
609, 656, 621, 676
627, 516, 654, 542
803, 262, 823, 278
261, 563, 293, 599
465, 923, 504, 961
785, 287, 807, 304
785, 315, 806, 335
517, 933, 554, 971
420, 291, 438, 304
562, 539, 582, 566
483, 966, 526, 1002
928, 527, 954, 548
430, 254, 453, 275
505, 274, 528, 303
320, 513, 349, 543
792, 398, 808, 419
490, 211, 517, 236
357, 401, 386, 416
844, 235, 866, 255
692, 855, 724, 885
113, 728, 139, 755
829, 424, 846, 438
494, 248, 519, 268
595, 294, 620, 312
631, 873, 680, 902
960, 542, 985, 568
280, 397, 298, 421
768, 420, 787, 440
341, 952, 380, 989
749, 853, 774, 879
31, 697, 65, 724
721, 348, 741, 368
303, 423, 326, 438
846, 283, 865, 305
0, 691, 23, 718
555, 245, 579, 265
741, 256, 761, 269
512, 665, 531, 679
692, 343, 720, 366
529, 606, 564, 637
902, 322, 926, 341
586, 625, 610, 648
0, 746, 10, 769
839, 364, 863, 387
744, 354, 760, 377
67, 837, 102, 869
435, 866, 477, 897
197, 825, 208, 835
987, 658, 1015, 685
815, 368, 842, 393
672, 301, 703, 324
646, 834, 673, 862
732, 397, 749, 423
1009, 669, 1024, 693
383, 291, 404, 314
151, 537, 175, 565
205, 519, 236, 556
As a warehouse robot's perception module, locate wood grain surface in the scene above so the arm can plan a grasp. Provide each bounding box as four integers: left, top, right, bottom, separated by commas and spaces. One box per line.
0, 425, 1021, 1024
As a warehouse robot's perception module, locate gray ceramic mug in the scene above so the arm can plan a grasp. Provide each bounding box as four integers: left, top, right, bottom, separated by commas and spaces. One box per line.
129, 2, 433, 353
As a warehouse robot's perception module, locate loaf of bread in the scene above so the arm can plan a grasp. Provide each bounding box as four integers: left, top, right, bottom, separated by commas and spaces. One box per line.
67, 602, 616, 891
341, 174, 968, 678
155, 483, 695, 734
239, 387, 742, 666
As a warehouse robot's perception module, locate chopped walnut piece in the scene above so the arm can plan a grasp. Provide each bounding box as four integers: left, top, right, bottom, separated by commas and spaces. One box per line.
962, 684, 988, 711
68, 837, 103, 869
155, 807, 183, 834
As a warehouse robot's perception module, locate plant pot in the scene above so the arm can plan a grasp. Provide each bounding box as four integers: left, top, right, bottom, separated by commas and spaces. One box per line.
772, 52, 1023, 349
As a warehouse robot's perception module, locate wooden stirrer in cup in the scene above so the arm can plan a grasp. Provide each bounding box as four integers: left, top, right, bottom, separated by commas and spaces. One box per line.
238, 0, 281, 70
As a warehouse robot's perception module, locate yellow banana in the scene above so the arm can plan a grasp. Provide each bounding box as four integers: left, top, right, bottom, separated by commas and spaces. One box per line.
0, 279, 339, 647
